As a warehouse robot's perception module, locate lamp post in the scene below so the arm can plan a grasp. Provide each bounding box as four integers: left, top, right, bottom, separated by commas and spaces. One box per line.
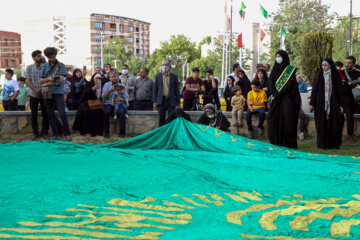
349, 0, 353, 55
100, 31, 104, 68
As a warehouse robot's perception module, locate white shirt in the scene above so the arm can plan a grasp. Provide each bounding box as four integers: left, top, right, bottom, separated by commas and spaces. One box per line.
3, 79, 19, 100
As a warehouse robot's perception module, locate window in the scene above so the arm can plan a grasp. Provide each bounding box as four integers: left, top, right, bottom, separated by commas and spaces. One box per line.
136, 38, 140, 44
95, 58, 101, 65
136, 49, 140, 54
128, 37, 134, 43
95, 34, 105, 41
94, 22, 105, 30
4, 59, 8, 67
119, 24, 124, 32
10, 60, 16, 67
110, 23, 116, 31
136, 27, 139, 32
3, 38, 7, 46
128, 26, 134, 32
10, 39, 15, 46
12, 49, 15, 57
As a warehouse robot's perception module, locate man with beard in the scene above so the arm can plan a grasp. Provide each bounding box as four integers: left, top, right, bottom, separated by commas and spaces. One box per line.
25, 50, 50, 140
267, 50, 301, 149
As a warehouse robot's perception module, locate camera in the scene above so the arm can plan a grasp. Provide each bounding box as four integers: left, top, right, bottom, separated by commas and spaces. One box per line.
348, 77, 360, 88
54, 77, 61, 86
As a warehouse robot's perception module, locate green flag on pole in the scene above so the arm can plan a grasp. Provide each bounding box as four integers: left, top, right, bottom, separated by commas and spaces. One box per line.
281, 27, 287, 39
260, 5, 268, 19
239, 2, 246, 19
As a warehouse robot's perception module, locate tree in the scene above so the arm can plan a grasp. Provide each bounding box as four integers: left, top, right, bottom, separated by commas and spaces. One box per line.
101, 37, 133, 68
269, 0, 334, 71
300, 31, 333, 83
332, 17, 360, 63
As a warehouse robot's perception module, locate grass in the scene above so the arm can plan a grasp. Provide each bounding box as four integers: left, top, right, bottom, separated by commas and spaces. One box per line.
1, 132, 359, 157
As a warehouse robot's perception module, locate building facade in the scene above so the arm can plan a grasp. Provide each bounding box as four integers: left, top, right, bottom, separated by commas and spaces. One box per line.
0, 31, 21, 69
21, 14, 150, 74
90, 13, 151, 67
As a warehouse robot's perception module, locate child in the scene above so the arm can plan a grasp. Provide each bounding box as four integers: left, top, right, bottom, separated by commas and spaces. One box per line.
231, 85, 245, 127
246, 80, 267, 139
3, 69, 19, 111
17, 77, 28, 111
112, 85, 129, 119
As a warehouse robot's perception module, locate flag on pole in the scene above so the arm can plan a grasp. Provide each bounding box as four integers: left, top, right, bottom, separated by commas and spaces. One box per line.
224, 0, 227, 13
238, 33, 243, 48
260, 5, 268, 19
281, 27, 287, 39
260, 29, 266, 42
226, 15, 231, 31
239, 1, 246, 20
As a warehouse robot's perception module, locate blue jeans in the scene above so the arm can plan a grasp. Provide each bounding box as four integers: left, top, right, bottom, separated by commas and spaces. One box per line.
103, 104, 126, 135
114, 102, 128, 116
246, 107, 265, 131
43, 94, 70, 136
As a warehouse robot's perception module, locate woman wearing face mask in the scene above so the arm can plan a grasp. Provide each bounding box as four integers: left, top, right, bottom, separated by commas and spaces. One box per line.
309, 59, 344, 149
198, 103, 230, 131
267, 50, 301, 149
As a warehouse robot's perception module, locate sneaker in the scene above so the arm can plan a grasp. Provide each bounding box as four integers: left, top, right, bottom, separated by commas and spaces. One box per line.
66, 135, 72, 141
118, 133, 125, 138
125, 114, 129, 119
299, 132, 304, 141
256, 127, 264, 136
104, 132, 110, 138
248, 130, 254, 139
233, 122, 239, 127
31, 135, 39, 141
114, 115, 117, 120
348, 134, 355, 143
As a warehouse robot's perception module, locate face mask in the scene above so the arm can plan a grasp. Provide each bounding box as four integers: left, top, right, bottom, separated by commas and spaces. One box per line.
162, 66, 169, 73
205, 77, 210, 81
276, 57, 283, 64
122, 69, 128, 75
208, 114, 215, 119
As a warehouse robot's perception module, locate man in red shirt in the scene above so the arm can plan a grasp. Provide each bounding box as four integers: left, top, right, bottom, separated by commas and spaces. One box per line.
183, 67, 205, 111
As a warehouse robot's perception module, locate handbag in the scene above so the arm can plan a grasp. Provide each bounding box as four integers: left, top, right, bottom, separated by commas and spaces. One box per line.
87, 99, 104, 110
352, 87, 360, 103
41, 63, 59, 99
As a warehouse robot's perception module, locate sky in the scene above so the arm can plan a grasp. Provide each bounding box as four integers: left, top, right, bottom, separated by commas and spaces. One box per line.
0, 0, 358, 52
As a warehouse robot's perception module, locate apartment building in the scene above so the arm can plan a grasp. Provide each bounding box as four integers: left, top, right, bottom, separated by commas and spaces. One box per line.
0, 31, 21, 69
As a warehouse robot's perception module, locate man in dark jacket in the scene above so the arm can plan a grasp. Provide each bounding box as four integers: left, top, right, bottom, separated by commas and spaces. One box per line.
153, 59, 181, 127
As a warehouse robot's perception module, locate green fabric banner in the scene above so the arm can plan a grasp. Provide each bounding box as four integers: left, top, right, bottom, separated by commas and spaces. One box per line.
0, 117, 359, 239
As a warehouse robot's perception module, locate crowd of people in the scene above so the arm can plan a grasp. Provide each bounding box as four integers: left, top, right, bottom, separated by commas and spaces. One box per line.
2, 46, 360, 150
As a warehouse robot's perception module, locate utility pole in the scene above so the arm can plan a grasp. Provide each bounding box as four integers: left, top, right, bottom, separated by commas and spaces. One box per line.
349, 0, 353, 55
113, 60, 120, 69
100, 31, 104, 68
229, 0, 233, 74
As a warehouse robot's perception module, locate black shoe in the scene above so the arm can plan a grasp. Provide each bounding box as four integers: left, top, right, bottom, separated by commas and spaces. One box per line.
31, 135, 39, 141
104, 133, 110, 138
118, 133, 125, 138
42, 133, 49, 140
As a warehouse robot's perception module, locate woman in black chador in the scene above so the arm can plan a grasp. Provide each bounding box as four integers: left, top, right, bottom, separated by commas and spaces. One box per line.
267, 50, 301, 149
310, 59, 344, 149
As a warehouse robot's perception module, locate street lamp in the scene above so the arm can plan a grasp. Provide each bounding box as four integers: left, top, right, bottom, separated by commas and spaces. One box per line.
100, 31, 104, 68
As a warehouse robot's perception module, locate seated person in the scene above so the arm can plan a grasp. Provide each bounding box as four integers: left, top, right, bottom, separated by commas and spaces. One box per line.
246, 80, 267, 139
198, 103, 230, 132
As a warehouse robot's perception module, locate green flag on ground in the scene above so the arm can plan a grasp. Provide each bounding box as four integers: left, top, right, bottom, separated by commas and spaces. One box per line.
281, 27, 287, 39
260, 5, 268, 19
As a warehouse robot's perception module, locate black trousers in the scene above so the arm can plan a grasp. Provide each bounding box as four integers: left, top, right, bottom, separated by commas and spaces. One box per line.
29, 96, 49, 136
3, 99, 18, 111
157, 98, 175, 127
103, 104, 126, 135
134, 100, 153, 110
299, 108, 306, 132
342, 104, 355, 135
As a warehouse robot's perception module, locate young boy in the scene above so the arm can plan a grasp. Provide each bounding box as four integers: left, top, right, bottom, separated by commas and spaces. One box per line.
231, 85, 245, 127
17, 77, 28, 111
112, 85, 130, 119
246, 80, 267, 139
3, 69, 20, 111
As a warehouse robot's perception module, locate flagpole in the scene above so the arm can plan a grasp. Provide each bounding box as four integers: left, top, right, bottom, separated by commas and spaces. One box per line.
280, 25, 282, 49
229, 0, 233, 74
221, 0, 227, 85
240, 47, 243, 68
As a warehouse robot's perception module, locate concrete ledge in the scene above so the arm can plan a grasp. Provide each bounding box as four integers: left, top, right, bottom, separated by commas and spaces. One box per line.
0, 111, 359, 137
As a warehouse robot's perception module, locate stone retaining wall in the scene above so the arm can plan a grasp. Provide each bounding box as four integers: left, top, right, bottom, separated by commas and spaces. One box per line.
0, 111, 359, 137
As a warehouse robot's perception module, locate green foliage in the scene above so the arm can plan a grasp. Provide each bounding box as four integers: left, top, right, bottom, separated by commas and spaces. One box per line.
332, 17, 360, 63
101, 37, 133, 67
269, 0, 334, 71
300, 31, 333, 83
127, 57, 146, 75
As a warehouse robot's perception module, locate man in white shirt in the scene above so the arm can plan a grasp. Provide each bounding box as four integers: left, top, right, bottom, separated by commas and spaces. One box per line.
2, 68, 19, 111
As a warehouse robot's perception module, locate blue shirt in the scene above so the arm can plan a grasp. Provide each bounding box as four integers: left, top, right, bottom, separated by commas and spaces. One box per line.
102, 81, 129, 105
39, 62, 67, 94
298, 81, 308, 93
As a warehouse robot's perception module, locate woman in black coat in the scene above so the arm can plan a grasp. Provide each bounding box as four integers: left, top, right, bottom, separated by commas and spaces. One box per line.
72, 74, 103, 137
309, 59, 344, 149
224, 75, 235, 111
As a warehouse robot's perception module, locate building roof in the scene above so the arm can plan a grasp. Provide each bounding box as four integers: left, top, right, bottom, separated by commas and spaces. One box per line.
90, 13, 151, 25
0, 30, 21, 37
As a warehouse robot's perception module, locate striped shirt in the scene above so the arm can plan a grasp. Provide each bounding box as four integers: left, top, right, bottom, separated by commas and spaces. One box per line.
39, 61, 67, 94
24, 64, 41, 98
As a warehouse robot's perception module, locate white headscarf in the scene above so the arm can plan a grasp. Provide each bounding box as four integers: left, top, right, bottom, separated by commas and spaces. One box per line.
322, 60, 332, 119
